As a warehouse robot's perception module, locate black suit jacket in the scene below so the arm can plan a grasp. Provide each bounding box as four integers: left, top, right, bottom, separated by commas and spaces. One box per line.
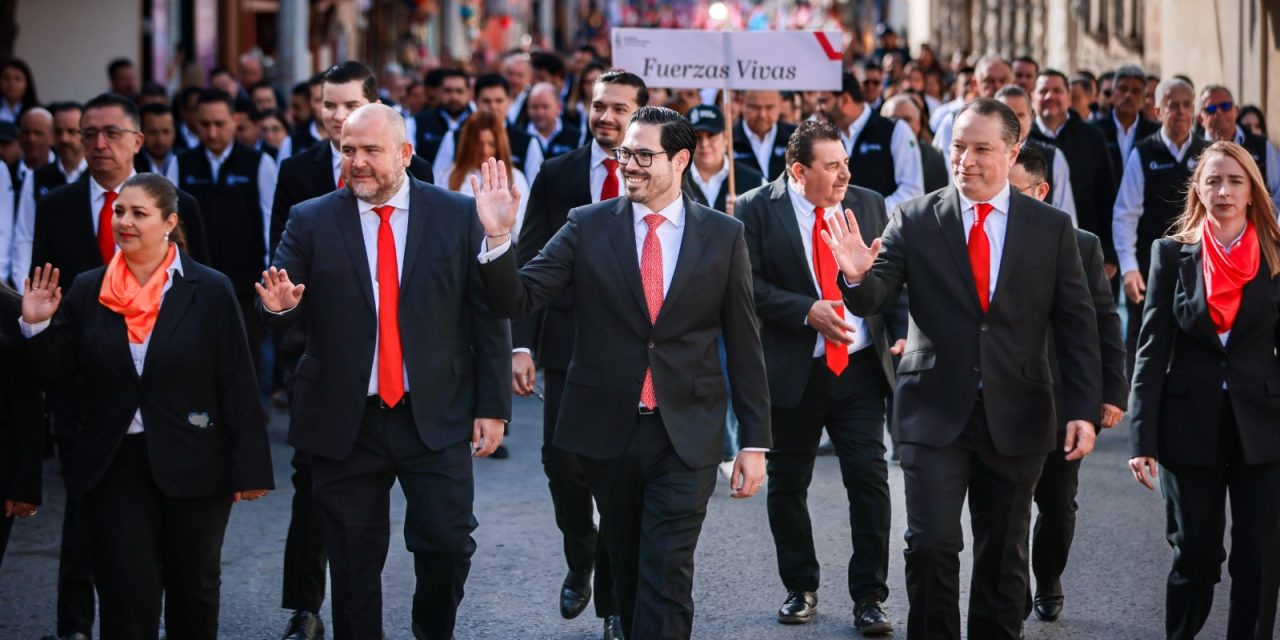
1129, 238, 1280, 465
841, 187, 1102, 457
481, 195, 772, 469
30, 175, 210, 284
269, 141, 434, 258
266, 178, 511, 460
0, 285, 42, 506
512, 144, 595, 370
681, 161, 765, 213
29, 256, 273, 496
733, 120, 797, 181
1050, 230, 1128, 430
737, 176, 899, 408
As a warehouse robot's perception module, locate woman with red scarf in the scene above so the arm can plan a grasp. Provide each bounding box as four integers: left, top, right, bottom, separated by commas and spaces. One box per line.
1128, 141, 1280, 640
20, 173, 273, 640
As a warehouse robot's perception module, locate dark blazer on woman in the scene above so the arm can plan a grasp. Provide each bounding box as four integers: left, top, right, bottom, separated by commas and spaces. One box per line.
29, 254, 273, 496
1129, 237, 1280, 466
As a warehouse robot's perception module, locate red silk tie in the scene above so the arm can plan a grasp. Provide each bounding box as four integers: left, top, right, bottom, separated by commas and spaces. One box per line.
813, 207, 848, 376
601, 158, 620, 200
337, 176, 345, 190
639, 214, 665, 409
968, 203, 993, 312
375, 205, 404, 407
97, 191, 117, 264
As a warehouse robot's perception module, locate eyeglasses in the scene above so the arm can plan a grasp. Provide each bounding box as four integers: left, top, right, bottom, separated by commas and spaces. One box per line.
1203, 101, 1234, 115
81, 126, 140, 142
612, 147, 672, 167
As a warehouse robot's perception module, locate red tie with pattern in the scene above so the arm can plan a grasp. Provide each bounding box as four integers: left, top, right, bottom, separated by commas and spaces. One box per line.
812, 207, 848, 376
375, 205, 404, 407
97, 191, 117, 264
601, 158, 620, 200
969, 203, 994, 312
639, 213, 666, 409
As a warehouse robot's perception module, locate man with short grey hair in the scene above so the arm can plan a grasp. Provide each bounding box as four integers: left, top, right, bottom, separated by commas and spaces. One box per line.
1093, 65, 1159, 187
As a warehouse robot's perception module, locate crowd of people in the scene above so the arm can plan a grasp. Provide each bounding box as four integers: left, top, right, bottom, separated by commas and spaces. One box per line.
0, 24, 1278, 640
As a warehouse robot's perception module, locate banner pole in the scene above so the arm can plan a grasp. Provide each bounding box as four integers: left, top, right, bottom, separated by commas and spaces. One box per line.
721, 28, 737, 216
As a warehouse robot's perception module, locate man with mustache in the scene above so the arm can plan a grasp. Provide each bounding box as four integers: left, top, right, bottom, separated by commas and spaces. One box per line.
507, 69, 650, 640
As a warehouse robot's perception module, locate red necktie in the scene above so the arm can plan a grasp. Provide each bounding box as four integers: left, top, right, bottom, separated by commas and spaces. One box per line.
97, 191, 118, 264
375, 205, 404, 407
968, 203, 993, 312
337, 176, 345, 190
639, 213, 665, 409
601, 158, 620, 200
813, 207, 848, 376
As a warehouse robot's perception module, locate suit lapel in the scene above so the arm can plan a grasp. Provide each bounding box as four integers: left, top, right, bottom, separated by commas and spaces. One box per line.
606, 198, 650, 318
336, 191, 376, 312
315, 142, 337, 189
1177, 242, 1226, 351
656, 197, 712, 326
143, 262, 198, 373
572, 146, 593, 206
933, 188, 982, 313
769, 177, 818, 298
74, 178, 101, 260
1225, 266, 1271, 351
990, 194, 1029, 311
399, 179, 430, 287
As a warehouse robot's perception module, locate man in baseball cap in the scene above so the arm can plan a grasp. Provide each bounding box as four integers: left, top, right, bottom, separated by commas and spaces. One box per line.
682, 104, 765, 215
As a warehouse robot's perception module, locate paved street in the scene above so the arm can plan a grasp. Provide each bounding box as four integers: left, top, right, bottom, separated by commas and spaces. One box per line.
0, 389, 1268, 639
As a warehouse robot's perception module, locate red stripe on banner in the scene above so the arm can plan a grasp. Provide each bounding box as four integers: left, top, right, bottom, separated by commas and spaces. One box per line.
814, 32, 842, 61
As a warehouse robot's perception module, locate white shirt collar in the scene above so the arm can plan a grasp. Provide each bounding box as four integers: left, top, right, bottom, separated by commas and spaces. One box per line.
1113, 110, 1139, 134
1035, 115, 1067, 138
309, 120, 323, 140
169, 249, 186, 278
745, 121, 777, 145
90, 170, 138, 201
843, 104, 873, 142
591, 140, 613, 169
1159, 128, 1194, 160
691, 156, 730, 188
356, 176, 411, 215
632, 196, 687, 230
957, 181, 1014, 217
529, 119, 562, 143
59, 157, 87, 181
1210, 225, 1248, 254
785, 180, 825, 217
205, 144, 234, 166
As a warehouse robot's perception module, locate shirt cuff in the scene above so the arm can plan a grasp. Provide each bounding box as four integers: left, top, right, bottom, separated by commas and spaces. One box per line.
841, 274, 862, 287
478, 238, 512, 263
1119, 255, 1139, 276
18, 317, 49, 338
512, 348, 533, 356
266, 305, 296, 316
740, 447, 769, 453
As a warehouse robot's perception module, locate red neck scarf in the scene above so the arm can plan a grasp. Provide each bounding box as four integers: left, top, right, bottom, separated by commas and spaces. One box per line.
98, 244, 178, 344
1202, 219, 1259, 334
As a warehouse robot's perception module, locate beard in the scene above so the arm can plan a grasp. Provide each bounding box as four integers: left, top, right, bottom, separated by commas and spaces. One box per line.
350, 172, 405, 204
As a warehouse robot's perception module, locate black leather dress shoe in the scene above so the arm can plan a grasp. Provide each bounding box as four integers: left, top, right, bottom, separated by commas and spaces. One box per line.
777, 590, 818, 624
602, 614, 625, 640
560, 570, 592, 619
853, 597, 894, 635
282, 609, 324, 640
1033, 593, 1064, 621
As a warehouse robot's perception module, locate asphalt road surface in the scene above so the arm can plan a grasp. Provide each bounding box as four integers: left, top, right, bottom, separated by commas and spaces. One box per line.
1, 390, 1268, 639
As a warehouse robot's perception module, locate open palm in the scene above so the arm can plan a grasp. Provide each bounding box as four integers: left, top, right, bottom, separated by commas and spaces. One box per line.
22, 264, 63, 325
470, 157, 520, 237
819, 208, 882, 281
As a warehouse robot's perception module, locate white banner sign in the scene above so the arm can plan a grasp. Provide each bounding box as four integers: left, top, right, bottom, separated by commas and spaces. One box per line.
611, 28, 843, 91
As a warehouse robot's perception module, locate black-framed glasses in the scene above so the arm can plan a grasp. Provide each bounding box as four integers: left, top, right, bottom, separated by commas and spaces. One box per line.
82, 126, 140, 142
613, 147, 672, 167
1203, 101, 1234, 115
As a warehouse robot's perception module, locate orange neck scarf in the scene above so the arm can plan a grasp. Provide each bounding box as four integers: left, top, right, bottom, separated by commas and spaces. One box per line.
98, 244, 178, 344
1202, 219, 1260, 334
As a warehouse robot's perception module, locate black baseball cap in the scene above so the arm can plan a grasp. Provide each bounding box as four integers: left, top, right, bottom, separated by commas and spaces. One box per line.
685, 105, 725, 134
0, 121, 15, 142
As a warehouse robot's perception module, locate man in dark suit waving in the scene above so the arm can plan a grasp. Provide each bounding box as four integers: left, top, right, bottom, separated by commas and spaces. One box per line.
737, 120, 901, 634
472, 107, 772, 640
824, 98, 1102, 640
258, 104, 510, 640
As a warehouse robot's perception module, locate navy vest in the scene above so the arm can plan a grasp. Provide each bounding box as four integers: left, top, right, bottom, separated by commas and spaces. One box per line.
177, 143, 265, 296
1241, 132, 1269, 179
847, 113, 898, 198
1134, 133, 1209, 273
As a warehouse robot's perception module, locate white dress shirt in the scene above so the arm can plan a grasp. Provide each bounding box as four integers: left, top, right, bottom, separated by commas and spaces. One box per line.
1034, 116, 1068, 140
179, 123, 200, 149
431, 109, 471, 172
508, 88, 529, 125
1112, 128, 1195, 276
1044, 145, 1078, 223
840, 105, 925, 210
21, 252, 186, 433
589, 141, 624, 203
10, 157, 88, 289
148, 151, 176, 177
786, 183, 871, 356
930, 97, 965, 134
356, 178, 412, 397
165, 145, 278, 261
528, 119, 562, 150
330, 142, 343, 187
0, 100, 22, 122
958, 182, 1013, 303
1113, 111, 1142, 171
0, 168, 12, 285
522, 135, 546, 187
690, 157, 731, 207
745, 122, 778, 179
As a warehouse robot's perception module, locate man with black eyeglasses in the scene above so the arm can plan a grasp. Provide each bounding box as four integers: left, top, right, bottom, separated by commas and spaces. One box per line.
1197, 84, 1280, 210
27, 92, 207, 640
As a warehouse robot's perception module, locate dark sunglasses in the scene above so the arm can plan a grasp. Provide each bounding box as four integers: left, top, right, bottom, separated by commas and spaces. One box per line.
1203, 101, 1234, 115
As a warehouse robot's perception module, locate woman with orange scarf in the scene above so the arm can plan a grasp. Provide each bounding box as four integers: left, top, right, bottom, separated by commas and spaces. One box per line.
20, 173, 272, 640
1128, 141, 1280, 640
